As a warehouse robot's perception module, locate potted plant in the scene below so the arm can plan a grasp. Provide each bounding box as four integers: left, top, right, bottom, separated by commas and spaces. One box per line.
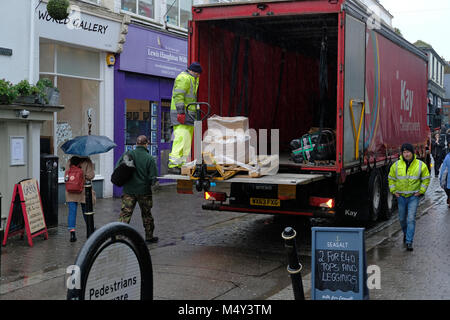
0, 79, 18, 104
31, 84, 48, 105
47, 0, 70, 21
14, 80, 35, 104
36, 78, 60, 105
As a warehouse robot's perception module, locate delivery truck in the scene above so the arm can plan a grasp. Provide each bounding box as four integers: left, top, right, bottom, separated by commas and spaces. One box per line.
163, 0, 430, 224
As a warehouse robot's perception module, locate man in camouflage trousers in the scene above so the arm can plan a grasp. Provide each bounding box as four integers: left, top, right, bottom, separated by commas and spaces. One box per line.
116, 135, 158, 243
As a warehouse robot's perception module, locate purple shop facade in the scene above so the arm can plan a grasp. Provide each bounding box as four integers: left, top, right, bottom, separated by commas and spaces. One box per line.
114, 24, 187, 197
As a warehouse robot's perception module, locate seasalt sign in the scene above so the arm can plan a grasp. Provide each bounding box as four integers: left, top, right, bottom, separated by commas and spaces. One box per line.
311, 227, 368, 300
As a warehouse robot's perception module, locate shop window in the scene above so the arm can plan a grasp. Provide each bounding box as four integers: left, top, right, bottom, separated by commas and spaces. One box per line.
161, 99, 171, 143
39, 43, 101, 179
40, 43, 55, 73
57, 46, 100, 79
122, 0, 154, 19
57, 77, 100, 177
125, 99, 151, 146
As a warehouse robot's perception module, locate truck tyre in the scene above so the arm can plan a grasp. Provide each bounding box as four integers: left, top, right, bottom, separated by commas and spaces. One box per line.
368, 169, 382, 222
379, 166, 395, 220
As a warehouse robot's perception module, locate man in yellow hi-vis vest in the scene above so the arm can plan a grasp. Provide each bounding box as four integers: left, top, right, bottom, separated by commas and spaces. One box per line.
388, 143, 430, 252
168, 62, 202, 174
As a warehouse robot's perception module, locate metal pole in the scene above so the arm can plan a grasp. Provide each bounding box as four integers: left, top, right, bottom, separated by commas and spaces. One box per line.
84, 181, 95, 238
282, 227, 305, 300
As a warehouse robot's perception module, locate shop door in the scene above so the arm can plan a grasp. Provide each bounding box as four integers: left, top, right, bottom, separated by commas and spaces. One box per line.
158, 98, 172, 176
125, 99, 173, 176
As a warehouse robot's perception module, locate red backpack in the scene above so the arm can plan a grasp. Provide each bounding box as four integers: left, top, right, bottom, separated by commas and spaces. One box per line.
65, 165, 85, 193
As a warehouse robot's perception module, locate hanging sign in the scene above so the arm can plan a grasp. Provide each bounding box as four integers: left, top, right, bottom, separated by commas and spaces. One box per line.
311, 227, 368, 300
2, 179, 49, 247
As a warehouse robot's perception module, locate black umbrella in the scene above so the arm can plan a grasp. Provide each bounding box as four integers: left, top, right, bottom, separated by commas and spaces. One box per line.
60, 135, 116, 156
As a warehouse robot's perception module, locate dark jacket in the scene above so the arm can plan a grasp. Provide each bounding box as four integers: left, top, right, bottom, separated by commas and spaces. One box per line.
432, 135, 446, 160
115, 146, 157, 195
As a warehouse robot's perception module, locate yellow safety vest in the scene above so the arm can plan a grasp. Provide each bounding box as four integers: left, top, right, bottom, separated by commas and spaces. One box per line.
388, 155, 430, 197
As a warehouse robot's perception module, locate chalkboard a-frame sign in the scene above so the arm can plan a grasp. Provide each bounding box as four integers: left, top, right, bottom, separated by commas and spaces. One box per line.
311, 227, 368, 300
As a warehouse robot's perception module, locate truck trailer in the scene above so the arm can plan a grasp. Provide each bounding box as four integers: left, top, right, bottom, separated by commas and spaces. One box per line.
164, 0, 430, 224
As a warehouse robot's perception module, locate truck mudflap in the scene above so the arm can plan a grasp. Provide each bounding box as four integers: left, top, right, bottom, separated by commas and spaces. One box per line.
202, 202, 336, 219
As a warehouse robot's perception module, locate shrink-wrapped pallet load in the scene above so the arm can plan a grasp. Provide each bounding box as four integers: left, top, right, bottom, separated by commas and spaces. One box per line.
202, 115, 255, 165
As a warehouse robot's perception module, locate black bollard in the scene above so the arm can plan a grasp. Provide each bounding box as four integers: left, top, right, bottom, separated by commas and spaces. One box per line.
282, 227, 305, 300
84, 181, 95, 238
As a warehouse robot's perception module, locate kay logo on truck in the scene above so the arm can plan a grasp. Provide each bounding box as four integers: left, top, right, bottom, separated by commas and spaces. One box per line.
401, 80, 414, 118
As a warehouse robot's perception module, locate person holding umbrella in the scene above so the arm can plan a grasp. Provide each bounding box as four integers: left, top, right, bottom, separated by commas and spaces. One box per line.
61, 133, 117, 241
64, 156, 96, 242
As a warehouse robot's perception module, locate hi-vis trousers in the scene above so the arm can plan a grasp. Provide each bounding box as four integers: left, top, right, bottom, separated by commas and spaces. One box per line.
168, 124, 194, 168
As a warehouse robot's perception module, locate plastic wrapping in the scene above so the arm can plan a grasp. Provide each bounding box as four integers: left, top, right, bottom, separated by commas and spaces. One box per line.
203, 115, 255, 165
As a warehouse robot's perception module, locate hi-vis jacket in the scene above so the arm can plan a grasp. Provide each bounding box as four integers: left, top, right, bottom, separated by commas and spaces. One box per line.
170, 70, 199, 126
388, 155, 430, 197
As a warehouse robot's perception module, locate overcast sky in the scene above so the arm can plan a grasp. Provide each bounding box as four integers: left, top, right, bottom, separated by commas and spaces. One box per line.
379, 0, 450, 60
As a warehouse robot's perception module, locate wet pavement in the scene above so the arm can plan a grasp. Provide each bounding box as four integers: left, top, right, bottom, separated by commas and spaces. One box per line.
0, 175, 449, 300
269, 175, 450, 300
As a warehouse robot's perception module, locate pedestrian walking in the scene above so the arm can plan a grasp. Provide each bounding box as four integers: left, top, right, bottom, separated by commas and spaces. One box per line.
439, 150, 450, 207
116, 135, 158, 243
167, 62, 202, 175
431, 131, 445, 177
64, 156, 96, 242
388, 143, 430, 251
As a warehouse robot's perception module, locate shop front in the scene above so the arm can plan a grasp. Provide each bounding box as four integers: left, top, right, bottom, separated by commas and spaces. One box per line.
114, 24, 187, 197
36, 2, 124, 201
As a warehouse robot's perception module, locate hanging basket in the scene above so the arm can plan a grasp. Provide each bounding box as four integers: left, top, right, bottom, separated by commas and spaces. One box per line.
47, 0, 70, 21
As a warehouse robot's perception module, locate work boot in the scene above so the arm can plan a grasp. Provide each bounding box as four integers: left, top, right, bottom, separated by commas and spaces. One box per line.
70, 230, 77, 242
145, 237, 159, 244
406, 243, 413, 251
168, 167, 181, 175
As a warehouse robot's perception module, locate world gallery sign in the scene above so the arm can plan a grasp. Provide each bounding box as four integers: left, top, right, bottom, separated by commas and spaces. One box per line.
67, 222, 153, 300
36, 2, 121, 52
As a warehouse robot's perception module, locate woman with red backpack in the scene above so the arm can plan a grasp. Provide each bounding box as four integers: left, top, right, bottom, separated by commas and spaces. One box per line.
64, 156, 96, 242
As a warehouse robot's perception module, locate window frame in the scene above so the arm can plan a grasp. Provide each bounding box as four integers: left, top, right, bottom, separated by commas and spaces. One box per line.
121, 0, 160, 24
165, 0, 192, 30
80, 0, 101, 5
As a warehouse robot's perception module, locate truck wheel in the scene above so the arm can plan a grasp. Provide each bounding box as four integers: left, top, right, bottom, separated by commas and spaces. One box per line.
368, 169, 382, 222
379, 167, 395, 220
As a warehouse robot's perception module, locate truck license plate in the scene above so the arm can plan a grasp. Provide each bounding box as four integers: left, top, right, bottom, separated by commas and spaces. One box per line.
250, 198, 280, 207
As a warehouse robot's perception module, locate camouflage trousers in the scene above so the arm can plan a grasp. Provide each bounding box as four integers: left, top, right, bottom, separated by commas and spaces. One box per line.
119, 193, 154, 240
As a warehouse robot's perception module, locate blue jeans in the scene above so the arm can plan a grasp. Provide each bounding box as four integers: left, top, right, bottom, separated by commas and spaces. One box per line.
67, 202, 87, 231
397, 196, 419, 244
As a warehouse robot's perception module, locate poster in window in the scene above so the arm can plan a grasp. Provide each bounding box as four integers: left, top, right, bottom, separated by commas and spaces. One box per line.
151, 145, 157, 157
151, 131, 157, 144
151, 117, 157, 130
152, 103, 158, 116
10, 136, 25, 166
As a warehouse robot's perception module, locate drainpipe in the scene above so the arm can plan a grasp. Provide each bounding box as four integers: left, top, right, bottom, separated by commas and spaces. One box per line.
29, 0, 36, 83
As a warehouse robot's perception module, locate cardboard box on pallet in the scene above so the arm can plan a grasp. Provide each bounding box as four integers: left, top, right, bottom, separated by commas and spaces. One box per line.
206, 115, 249, 136
203, 135, 252, 164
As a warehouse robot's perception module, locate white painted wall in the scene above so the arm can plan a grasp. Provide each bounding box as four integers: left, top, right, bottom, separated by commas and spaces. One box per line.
0, 0, 35, 84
